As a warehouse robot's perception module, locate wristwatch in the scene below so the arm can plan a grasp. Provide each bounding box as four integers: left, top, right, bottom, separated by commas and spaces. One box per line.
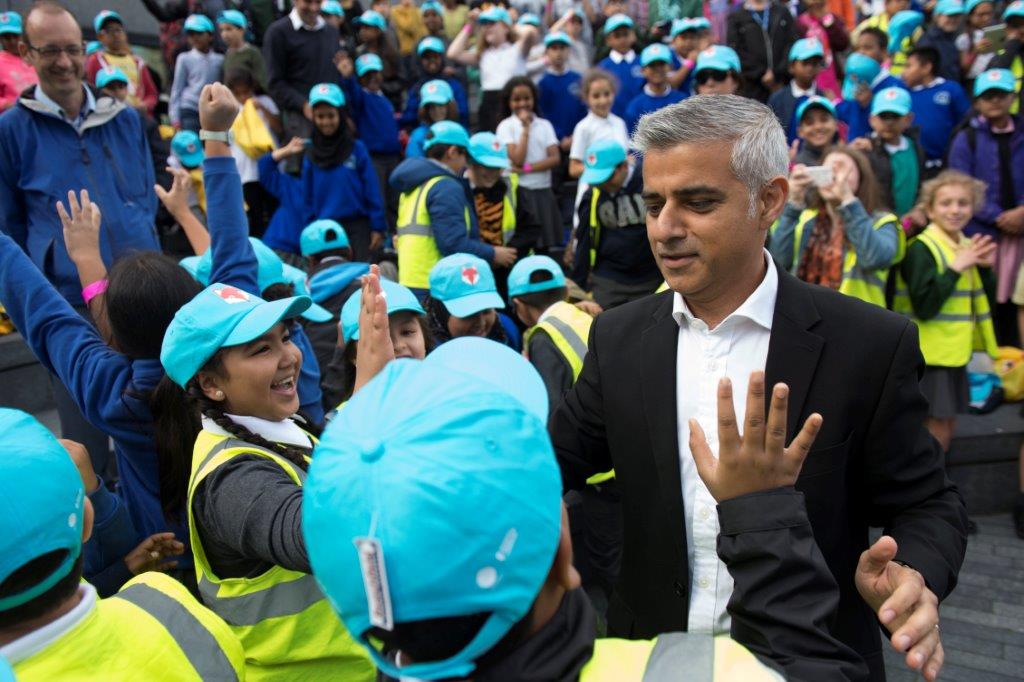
199, 129, 234, 144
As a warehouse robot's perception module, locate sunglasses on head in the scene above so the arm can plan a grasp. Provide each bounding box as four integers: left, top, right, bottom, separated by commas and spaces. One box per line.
695, 69, 729, 85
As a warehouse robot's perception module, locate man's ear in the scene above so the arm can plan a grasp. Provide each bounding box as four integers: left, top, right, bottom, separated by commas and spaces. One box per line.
759, 175, 789, 227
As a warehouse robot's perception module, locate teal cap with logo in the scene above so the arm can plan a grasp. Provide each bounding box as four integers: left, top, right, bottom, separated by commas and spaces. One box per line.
0, 409, 84, 613
789, 37, 825, 62
93, 9, 122, 33
418, 35, 446, 55
694, 45, 741, 75
468, 132, 510, 169
796, 95, 837, 122
580, 139, 627, 185
641, 43, 673, 67
171, 130, 204, 169
842, 53, 881, 100
303, 352, 561, 680
934, 0, 965, 15
184, 13, 215, 33
340, 278, 425, 342
420, 79, 454, 106
357, 10, 387, 30
356, 53, 384, 77
603, 12, 634, 34
0, 11, 22, 35
309, 82, 346, 107
321, 0, 344, 17
544, 31, 572, 47
974, 68, 1017, 96
429, 253, 505, 318
301, 219, 350, 257
871, 87, 912, 116
1004, 0, 1024, 20
507, 255, 566, 298
217, 8, 248, 28
161, 284, 311, 387
86, 40, 102, 55
421, 1, 444, 14
424, 120, 470, 149
96, 66, 129, 89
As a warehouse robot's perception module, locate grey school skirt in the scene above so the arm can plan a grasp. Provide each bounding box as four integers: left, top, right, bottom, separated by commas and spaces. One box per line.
921, 365, 969, 418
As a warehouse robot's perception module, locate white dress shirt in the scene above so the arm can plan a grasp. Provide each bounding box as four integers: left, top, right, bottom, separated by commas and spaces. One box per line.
673, 252, 778, 634
289, 7, 325, 31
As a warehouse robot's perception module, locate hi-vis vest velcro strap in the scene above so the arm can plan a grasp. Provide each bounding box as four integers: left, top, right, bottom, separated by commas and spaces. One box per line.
198, 573, 324, 627
503, 173, 519, 244
116, 582, 240, 680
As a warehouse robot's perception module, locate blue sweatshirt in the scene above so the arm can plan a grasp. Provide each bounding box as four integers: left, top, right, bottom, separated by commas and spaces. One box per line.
0, 156, 256, 567
406, 125, 429, 158
908, 78, 971, 163
399, 75, 470, 130
301, 139, 386, 232
341, 77, 402, 156
84, 475, 137, 597
258, 153, 307, 255
625, 87, 688, 135
598, 52, 645, 119
836, 75, 908, 141
538, 70, 587, 140
389, 157, 495, 262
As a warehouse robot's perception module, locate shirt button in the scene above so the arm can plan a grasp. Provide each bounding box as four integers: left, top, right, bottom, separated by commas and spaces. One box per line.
698, 577, 710, 589
699, 507, 711, 521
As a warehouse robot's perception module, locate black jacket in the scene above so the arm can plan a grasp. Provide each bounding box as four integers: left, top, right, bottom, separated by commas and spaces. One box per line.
551, 268, 969, 680
726, 3, 798, 102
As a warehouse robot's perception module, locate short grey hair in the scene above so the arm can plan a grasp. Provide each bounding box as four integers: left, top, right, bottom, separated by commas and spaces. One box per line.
632, 94, 789, 216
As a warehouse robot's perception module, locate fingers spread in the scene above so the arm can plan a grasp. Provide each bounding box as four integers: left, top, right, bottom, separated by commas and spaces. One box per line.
716, 377, 740, 454
785, 412, 821, 472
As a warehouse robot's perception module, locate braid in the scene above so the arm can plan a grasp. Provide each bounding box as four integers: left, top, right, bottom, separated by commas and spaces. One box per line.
192, 390, 311, 471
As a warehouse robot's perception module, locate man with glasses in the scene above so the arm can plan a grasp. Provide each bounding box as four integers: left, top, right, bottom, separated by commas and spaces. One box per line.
0, 0, 159, 477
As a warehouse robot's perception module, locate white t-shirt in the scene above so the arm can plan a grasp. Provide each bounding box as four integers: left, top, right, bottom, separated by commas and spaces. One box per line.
569, 111, 630, 227
479, 42, 526, 91
496, 115, 558, 189
230, 95, 280, 184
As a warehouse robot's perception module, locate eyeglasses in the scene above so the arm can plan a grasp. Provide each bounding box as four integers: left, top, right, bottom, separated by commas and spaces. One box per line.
695, 69, 729, 86
25, 42, 85, 59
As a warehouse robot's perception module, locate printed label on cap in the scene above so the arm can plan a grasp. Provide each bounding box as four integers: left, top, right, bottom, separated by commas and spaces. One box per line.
214, 285, 250, 304
354, 537, 394, 630
461, 265, 479, 285
586, 153, 597, 165
491, 140, 502, 151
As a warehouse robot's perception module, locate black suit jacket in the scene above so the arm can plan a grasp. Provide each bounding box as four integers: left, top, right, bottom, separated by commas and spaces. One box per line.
552, 268, 969, 680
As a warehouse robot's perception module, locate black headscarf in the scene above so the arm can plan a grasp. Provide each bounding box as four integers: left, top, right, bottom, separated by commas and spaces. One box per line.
425, 295, 509, 347
306, 107, 355, 170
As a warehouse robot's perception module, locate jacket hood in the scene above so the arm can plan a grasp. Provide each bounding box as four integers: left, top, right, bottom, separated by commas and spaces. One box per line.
309, 261, 370, 303
389, 156, 459, 193
18, 83, 126, 132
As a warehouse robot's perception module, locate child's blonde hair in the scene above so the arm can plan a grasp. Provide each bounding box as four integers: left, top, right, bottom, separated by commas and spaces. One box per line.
581, 68, 618, 100
917, 170, 987, 213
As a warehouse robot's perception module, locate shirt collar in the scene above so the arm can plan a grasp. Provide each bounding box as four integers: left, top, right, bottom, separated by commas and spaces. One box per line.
791, 81, 816, 98
883, 135, 909, 153
289, 7, 325, 31
201, 413, 313, 449
609, 49, 635, 64
1, 584, 96, 665
644, 83, 671, 97
33, 84, 95, 126
989, 117, 1015, 134
870, 68, 892, 89
672, 251, 778, 332
911, 76, 945, 92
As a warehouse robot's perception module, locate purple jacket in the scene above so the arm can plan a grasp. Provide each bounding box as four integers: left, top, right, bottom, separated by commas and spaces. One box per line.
947, 115, 1024, 238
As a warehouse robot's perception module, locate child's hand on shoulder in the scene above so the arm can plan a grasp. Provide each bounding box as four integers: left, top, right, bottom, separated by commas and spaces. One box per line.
198, 82, 240, 132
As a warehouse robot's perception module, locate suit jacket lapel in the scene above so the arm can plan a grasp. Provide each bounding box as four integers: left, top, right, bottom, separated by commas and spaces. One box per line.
765, 269, 825, 440
641, 293, 686, 547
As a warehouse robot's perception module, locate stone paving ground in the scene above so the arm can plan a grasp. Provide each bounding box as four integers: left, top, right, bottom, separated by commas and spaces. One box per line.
882, 514, 1024, 682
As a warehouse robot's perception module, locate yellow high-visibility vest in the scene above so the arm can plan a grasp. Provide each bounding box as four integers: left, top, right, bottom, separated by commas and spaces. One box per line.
395, 176, 472, 289
580, 634, 783, 681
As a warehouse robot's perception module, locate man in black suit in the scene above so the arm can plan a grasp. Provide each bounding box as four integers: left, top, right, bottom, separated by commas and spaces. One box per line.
552, 94, 968, 681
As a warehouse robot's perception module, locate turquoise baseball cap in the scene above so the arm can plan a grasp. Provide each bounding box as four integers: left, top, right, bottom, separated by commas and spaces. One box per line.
301, 219, 350, 257
184, 13, 215, 33
420, 78, 454, 106
603, 12, 634, 34
581, 139, 627, 185
217, 9, 248, 28
544, 30, 572, 47
641, 43, 673, 67
95, 66, 129, 89
309, 82, 346, 107
283, 264, 332, 323
0, 409, 85, 613
303, 360, 561, 681
517, 12, 541, 26
871, 86, 912, 116
0, 11, 22, 35
934, 0, 965, 15
1004, 0, 1024, 20
93, 9, 122, 33
670, 17, 696, 37
321, 0, 345, 17
357, 9, 387, 30
429, 254, 505, 317
796, 95, 837, 122
887, 11, 923, 53
789, 37, 825, 63
171, 130, 204, 169
479, 7, 512, 24
340, 278, 425, 342
179, 255, 202, 279
86, 40, 102, 56
507, 255, 566, 298
421, 1, 444, 14
842, 53, 881, 100
468, 132, 510, 169
694, 45, 741, 75
965, 0, 992, 12
356, 53, 384, 77
974, 68, 1017, 96
424, 120, 470, 149
418, 35, 446, 55
689, 17, 712, 31
161, 283, 311, 387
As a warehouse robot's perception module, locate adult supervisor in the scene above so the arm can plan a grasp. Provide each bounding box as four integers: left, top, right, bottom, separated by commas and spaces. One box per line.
551, 94, 968, 681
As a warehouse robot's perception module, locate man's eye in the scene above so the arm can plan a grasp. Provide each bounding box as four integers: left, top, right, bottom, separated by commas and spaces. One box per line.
646, 204, 663, 217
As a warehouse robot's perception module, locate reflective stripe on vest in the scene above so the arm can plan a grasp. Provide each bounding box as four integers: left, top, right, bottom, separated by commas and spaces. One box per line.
187, 431, 375, 680
116, 581, 240, 680
893, 224, 998, 366
1011, 56, 1022, 116
524, 301, 593, 380
589, 188, 601, 267
396, 176, 471, 289
791, 208, 902, 307
502, 173, 519, 245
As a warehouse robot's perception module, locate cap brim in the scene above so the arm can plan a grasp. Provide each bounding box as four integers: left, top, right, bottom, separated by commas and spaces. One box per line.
310, 96, 343, 108
508, 277, 564, 299
581, 165, 615, 185
302, 301, 334, 323
976, 84, 1015, 96
180, 152, 204, 168
472, 154, 511, 169
872, 106, 909, 116
546, 39, 571, 46
224, 296, 312, 346
0, 27, 20, 35
443, 291, 505, 317
421, 96, 451, 106
841, 79, 858, 101
357, 68, 382, 77
642, 58, 671, 67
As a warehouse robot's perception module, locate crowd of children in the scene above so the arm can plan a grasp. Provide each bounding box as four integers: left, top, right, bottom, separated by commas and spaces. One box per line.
1, 0, 1024, 677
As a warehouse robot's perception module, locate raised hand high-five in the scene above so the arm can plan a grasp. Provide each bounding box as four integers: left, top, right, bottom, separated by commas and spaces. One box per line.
689, 371, 823, 502
353, 264, 396, 394
57, 189, 102, 268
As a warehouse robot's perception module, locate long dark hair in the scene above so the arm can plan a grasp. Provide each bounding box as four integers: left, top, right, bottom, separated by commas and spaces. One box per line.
424, 295, 508, 346
498, 75, 540, 121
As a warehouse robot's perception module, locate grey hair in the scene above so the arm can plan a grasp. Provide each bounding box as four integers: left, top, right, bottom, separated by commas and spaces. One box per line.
631, 94, 789, 216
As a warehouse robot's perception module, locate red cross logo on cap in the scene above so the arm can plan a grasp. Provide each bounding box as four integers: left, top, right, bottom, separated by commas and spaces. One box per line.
427, 83, 437, 93
703, 47, 715, 56
0, 15, 9, 23
491, 140, 502, 151
587, 152, 597, 165
319, 85, 329, 93
187, 143, 196, 152
461, 265, 479, 285
886, 89, 897, 99
989, 70, 1001, 80
214, 285, 250, 304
